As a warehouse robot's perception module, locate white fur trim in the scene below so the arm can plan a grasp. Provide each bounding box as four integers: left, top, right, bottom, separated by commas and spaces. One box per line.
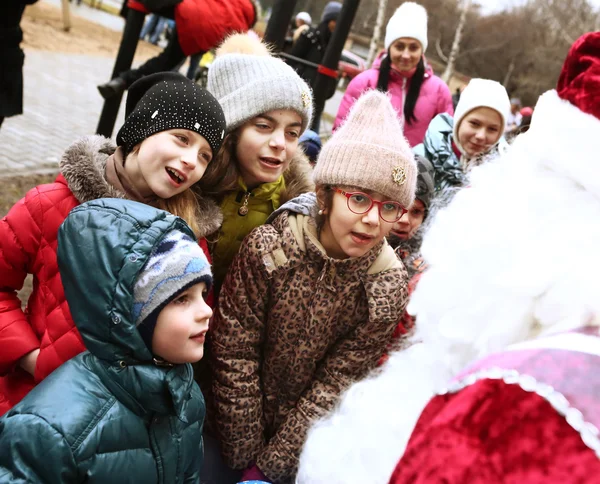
524, 89, 600, 199
297, 88, 600, 482
297, 343, 451, 484
384, 2, 428, 51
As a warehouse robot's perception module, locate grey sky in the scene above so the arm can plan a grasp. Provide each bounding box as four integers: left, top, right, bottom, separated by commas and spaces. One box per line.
477, 0, 600, 14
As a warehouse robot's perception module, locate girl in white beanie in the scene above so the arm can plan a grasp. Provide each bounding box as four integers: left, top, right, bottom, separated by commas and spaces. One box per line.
202, 33, 315, 293
414, 77, 511, 193
334, 2, 453, 147
209, 90, 417, 483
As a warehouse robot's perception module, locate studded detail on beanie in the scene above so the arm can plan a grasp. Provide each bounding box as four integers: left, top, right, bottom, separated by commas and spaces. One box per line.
117, 72, 226, 156
313, 90, 417, 208
132, 230, 212, 348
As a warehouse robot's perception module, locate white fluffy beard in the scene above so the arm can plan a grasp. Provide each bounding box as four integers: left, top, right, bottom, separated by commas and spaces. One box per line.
297, 89, 600, 484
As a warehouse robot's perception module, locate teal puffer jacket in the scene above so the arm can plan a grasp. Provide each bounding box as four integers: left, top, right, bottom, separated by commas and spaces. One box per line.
415, 113, 508, 192
0, 199, 205, 484
413, 113, 462, 192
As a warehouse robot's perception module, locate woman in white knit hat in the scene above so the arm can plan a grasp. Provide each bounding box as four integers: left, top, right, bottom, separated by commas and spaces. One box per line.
201, 33, 315, 293
334, 2, 453, 147
209, 90, 417, 483
414, 77, 511, 193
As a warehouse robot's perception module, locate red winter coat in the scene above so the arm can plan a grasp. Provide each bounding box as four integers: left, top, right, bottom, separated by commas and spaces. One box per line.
334, 55, 453, 147
0, 136, 222, 415
175, 0, 256, 56
389, 327, 600, 483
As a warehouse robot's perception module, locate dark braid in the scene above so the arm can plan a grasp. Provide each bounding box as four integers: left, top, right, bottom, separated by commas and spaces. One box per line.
376, 51, 426, 126
376, 53, 392, 92
404, 57, 425, 125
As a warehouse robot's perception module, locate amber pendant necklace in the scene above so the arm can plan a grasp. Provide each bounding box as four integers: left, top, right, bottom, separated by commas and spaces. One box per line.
238, 192, 251, 216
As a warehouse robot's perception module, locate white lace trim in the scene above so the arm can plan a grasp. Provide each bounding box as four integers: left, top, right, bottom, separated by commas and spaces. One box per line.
438, 366, 600, 459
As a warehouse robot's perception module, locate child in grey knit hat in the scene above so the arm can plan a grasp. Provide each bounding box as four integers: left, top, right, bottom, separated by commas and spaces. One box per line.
208, 90, 417, 483
201, 32, 316, 291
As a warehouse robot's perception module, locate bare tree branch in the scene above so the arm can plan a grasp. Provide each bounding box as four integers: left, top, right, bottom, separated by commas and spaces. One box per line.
435, 37, 448, 62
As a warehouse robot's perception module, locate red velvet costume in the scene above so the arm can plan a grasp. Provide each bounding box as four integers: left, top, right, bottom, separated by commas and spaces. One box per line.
390, 328, 600, 483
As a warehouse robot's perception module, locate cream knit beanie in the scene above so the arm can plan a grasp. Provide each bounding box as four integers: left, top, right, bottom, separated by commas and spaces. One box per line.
313, 90, 417, 207
384, 2, 429, 51
452, 78, 510, 155
207, 33, 313, 133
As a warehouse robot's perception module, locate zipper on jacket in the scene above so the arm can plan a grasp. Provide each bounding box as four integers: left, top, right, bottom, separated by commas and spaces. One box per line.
400, 77, 407, 126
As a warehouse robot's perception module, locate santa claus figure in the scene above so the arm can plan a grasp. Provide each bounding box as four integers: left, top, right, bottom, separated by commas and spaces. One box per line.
296, 31, 600, 484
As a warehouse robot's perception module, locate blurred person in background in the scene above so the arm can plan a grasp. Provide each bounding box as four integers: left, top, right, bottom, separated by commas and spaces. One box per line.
0, 0, 38, 130
98, 0, 258, 98
293, 11, 312, 44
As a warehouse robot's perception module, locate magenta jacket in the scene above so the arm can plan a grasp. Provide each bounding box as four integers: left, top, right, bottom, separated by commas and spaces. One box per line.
334, 57, 454, 147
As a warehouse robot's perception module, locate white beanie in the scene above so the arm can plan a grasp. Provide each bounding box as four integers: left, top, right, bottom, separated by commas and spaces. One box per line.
384, 2, 428, 52
296, 11, 312, 24
207, 33, 313, 133
452, 78, 511, 155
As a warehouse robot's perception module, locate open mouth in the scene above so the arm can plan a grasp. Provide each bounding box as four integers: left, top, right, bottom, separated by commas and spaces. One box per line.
190, 331, 206, 342
260, 157, 284, 168
351, 232, 375, 244
166, 167, 185, 184
391, 229, 409, 237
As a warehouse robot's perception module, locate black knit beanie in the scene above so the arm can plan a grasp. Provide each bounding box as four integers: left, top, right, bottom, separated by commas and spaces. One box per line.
116, 72, 226, 156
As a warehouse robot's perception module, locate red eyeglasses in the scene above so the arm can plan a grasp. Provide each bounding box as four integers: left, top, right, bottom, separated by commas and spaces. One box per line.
334, 188, 407, 223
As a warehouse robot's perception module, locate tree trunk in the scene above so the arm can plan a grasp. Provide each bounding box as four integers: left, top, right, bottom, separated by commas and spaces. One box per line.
503, 57, 516, 87
366, 0, 388, 67
442, 0, 471, 84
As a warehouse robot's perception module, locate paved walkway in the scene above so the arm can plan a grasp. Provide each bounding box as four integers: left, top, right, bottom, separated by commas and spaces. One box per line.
0, 50, 124, 175
0, 2, 342, 176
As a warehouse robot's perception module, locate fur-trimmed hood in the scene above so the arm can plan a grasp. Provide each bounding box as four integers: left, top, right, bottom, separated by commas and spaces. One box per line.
59, 135, 222, 238
281, 149, 315, 204
296, 89, 600, 483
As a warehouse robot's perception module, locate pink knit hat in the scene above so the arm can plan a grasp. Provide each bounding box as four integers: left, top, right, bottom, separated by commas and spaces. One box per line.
313, 90, 417, 207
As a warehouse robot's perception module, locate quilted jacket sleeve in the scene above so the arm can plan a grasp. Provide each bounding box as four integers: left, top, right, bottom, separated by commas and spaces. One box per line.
0, 412, 78, 482
210, 227, 272, 469
255, 269, 409, 483
436, 79, 454, 117
0, 194, 42, 375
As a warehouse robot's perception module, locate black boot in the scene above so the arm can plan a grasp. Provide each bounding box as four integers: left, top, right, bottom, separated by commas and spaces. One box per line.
97, 77, 127, 99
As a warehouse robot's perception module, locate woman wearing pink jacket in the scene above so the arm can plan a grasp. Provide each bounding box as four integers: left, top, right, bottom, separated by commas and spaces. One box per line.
334, 2, 453, 147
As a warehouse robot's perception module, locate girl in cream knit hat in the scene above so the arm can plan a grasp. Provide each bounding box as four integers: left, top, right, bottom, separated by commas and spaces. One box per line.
200, 33, 315, 292
208, 90, 417, 483
414, 77, 511, 193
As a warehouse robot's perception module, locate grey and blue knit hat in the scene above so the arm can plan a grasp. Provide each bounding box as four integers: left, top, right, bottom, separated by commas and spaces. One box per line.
133, 230, 212, 349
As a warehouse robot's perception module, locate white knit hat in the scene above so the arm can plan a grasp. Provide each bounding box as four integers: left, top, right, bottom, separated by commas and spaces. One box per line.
313, 90, 417, 207
207, 33, 313, 133
296, 11, 312, 24
452, 78, 511, 155
384, 2, 428, 52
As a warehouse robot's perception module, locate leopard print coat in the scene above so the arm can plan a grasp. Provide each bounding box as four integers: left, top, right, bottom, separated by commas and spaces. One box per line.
210, 210, 409, 483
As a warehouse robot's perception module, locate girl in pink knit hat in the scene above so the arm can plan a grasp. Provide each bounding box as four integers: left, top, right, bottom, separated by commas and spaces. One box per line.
207, 90, 417, 484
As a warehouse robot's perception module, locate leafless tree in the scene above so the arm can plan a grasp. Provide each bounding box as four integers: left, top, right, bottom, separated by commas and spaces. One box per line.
441, 0, 471, 83
366, 0, 388, 66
